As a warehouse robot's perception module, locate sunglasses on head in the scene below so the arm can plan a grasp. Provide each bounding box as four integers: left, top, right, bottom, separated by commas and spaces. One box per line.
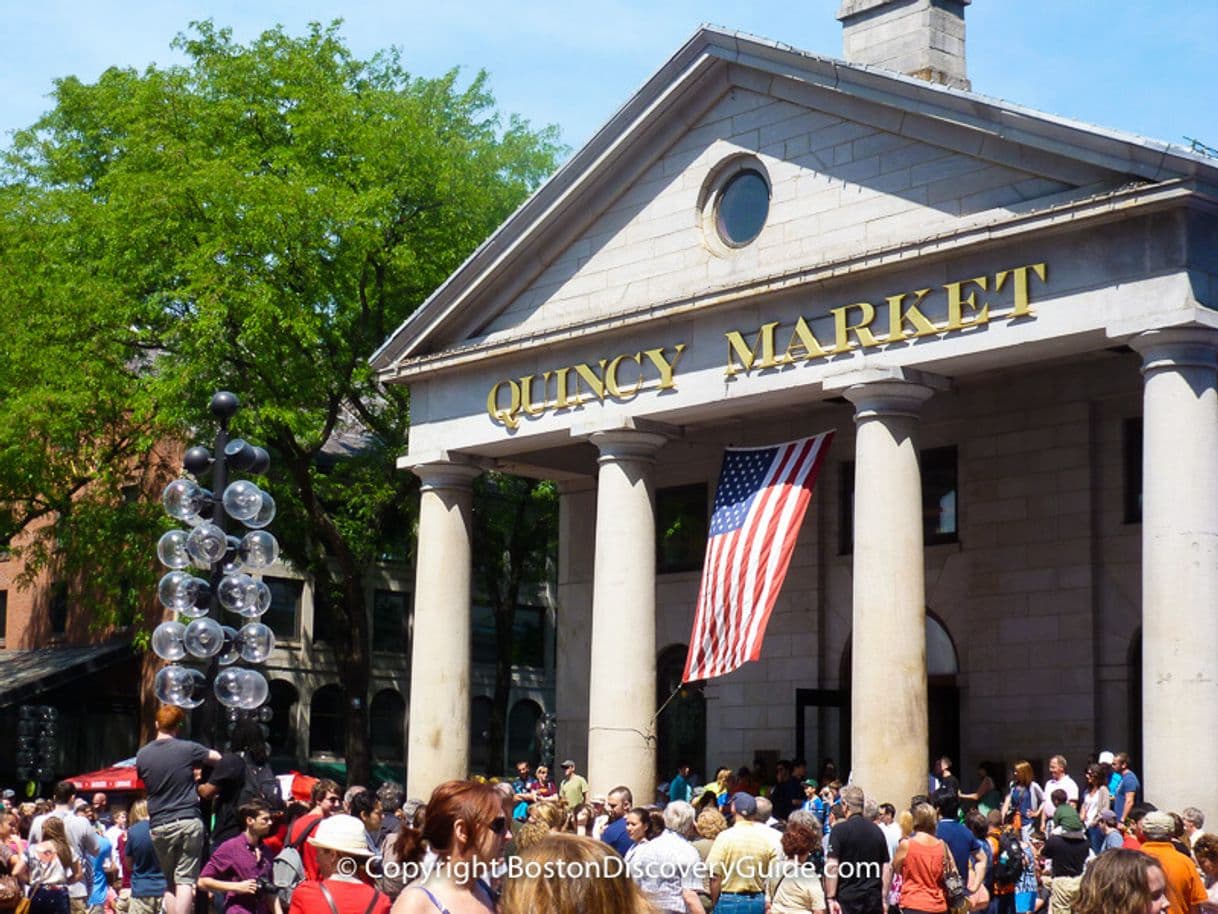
489, 816, 508, 835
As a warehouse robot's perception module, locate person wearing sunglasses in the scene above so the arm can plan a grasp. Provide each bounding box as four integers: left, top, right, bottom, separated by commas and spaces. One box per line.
1073, 848, 1169, 914
389, 781, 511, 914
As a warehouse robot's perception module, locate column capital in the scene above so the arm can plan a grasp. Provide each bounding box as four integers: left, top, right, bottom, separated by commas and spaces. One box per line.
411, 460, 481, 493
842, 379, 939, 422
1130, 327, 1218, 374
589, 429, 669, 465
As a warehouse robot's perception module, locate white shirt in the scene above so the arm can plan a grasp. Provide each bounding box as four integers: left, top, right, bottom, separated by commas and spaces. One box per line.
1042, 775, 1080, 818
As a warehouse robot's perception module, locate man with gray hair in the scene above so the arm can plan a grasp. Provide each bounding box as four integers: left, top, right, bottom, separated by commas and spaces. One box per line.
375, 782, 405, 843
1183, 806, 1207, 847
752, 796, 785, 859
824, 786, 891, 914
624, 800, 705, 914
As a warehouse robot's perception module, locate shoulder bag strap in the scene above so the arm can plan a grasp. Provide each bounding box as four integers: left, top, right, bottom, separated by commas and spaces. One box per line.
361, 889, 382, 914
317, 883, 342, 914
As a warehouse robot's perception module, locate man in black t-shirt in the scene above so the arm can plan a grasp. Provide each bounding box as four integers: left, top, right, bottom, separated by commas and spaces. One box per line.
824, 785, 891, 914
199, 721, 274, 847
135, 705, 220, 914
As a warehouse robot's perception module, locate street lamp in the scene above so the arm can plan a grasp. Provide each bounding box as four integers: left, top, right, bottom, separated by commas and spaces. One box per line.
151, 392, 278, 722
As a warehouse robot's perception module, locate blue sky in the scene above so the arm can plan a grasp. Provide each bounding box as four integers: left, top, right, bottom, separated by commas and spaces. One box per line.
3, 1, 1217, 156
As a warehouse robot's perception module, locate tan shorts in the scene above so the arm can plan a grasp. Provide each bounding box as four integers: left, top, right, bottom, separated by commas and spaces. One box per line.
129, 896, 164, 914
151, 818, 205, 887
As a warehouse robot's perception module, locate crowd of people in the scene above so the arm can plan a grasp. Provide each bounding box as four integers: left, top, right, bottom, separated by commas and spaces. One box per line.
2, 714, 1215, 914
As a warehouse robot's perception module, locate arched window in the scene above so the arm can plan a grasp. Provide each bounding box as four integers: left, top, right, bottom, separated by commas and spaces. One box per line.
309, 684, 344, 758
470, 697, 494, 775
267, 680, 299, 762
370, 690, 406, 763
507, 700, 542, 766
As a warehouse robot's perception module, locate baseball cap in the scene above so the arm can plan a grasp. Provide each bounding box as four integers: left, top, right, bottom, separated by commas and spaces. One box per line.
731, 792, 757, 816
561, 760, 576, 769
1142, 811, 1174, 838
1099, 809, 1117, 824
1098, 750, 1115, 765
802, 778, 818, 788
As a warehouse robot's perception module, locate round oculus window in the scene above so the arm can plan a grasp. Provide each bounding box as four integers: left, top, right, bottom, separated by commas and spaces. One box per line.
714, 169, 769, 247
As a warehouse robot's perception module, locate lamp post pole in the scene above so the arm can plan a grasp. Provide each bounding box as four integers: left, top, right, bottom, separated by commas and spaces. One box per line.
152, 391, 279, 744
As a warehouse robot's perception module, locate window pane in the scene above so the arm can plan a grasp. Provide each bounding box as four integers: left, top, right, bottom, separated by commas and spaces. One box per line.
263, 577, 302, 641
656, 484, 708, 574
1124, 417, 1143, 523
838, 462, 855, 555
309, 684, 344, 756
922, 446, 958, 544
372, 590, 410, 653
369, 690, 405, 762
839, 447, 958, 551
471, 604, 546, 669
50, 583, 68, 636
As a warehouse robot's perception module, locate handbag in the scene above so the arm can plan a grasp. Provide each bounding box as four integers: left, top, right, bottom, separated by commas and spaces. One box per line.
941, 842, 970, 914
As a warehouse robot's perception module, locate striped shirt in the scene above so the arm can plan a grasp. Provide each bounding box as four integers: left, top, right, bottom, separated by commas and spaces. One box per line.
706, 821, 779, 894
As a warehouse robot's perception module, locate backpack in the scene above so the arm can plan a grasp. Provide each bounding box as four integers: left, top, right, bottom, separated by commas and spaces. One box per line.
993, 829, 1024, 886
239, 757, 285, 813
272, 816, 320, 908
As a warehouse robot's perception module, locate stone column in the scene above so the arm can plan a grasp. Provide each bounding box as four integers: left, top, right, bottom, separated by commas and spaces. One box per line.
844, 379, 935, 806
406, 461, 480, 799
586, 430, 667, 799
1131, 328, 1218, 813
555, 481, 596, 771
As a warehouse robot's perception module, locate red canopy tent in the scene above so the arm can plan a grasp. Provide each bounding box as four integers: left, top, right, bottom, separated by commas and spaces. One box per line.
69, 765, 143, 792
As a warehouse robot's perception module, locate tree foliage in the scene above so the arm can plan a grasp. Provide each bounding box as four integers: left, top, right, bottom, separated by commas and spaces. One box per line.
0, 20, 563, 782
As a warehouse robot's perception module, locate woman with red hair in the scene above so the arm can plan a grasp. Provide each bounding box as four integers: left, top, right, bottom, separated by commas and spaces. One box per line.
389, 780, 511, 914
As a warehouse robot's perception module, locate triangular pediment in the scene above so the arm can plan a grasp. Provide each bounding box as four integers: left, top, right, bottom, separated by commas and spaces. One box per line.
372, 28, 1218, 376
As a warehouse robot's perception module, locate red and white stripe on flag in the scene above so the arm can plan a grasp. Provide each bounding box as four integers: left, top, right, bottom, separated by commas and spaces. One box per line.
682, 431, 833, 683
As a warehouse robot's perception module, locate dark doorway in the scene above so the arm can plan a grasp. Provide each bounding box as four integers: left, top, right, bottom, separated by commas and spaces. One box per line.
656, 645, 707, 785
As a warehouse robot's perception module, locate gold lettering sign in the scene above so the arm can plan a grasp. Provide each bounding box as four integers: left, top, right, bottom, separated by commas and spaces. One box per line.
485, 262, 1048, 429
724, 262, 1046, 377
487, 345, 686, 429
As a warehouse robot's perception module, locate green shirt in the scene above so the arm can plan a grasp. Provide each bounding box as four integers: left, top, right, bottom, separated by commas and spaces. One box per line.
560, 773, 588, 808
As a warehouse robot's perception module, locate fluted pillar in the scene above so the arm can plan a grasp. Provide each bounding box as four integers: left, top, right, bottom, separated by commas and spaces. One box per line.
586, 430, 667, 799
1131, 327, 1218, 814
844, 379, 935, 807
406, 461, 480, 798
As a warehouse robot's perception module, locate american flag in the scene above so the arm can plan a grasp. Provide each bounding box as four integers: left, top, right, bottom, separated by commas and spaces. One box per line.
682, 432, 833, 682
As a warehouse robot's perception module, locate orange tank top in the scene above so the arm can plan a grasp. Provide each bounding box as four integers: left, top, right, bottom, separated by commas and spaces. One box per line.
899, 837, 949, 911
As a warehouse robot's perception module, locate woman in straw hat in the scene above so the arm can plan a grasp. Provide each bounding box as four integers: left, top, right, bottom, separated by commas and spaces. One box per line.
289, 815, 389, 914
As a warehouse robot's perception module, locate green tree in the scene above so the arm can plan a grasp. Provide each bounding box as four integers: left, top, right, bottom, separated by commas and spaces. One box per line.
0, 21, 562, 783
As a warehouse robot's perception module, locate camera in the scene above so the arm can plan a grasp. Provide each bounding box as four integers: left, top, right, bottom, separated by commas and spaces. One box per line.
255, 879, 277, 895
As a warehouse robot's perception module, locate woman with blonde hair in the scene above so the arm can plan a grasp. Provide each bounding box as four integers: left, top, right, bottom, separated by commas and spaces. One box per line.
28, 816, 80, 914
500, 833, 655, 914
891, 803, 951, 914
1073, 849, 1168, 914
527, 801, 564, 831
